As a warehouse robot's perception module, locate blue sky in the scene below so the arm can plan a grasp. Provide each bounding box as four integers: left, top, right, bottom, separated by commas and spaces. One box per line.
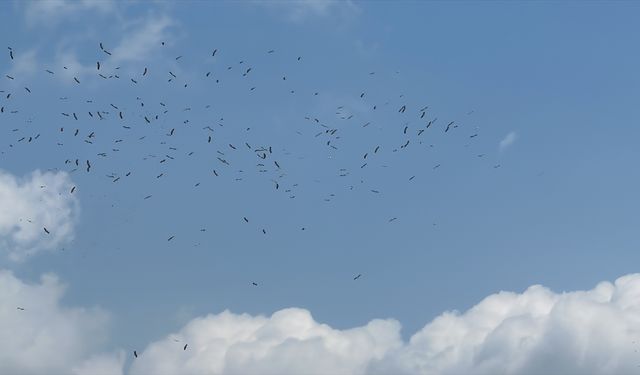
2, 1, 640, 374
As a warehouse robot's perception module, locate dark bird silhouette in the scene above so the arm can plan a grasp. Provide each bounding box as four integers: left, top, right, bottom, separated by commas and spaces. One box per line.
353, 274, 362, 280
183, 344, 188, 350
445, 121, 454, 133
43, 227, 50, 234
133, 351, 138, 358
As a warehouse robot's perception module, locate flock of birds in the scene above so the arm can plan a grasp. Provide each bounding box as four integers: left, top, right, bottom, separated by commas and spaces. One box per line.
2, 41, 501, 359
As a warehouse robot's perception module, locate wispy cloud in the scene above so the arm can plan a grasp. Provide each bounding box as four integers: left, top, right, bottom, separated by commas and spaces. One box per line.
499, 131, 517, 151
6, 49, 39, 79
257, 0, 360, 23
24, 0, 115, 27
109, 14, 174, 64
9, 2, 175, 85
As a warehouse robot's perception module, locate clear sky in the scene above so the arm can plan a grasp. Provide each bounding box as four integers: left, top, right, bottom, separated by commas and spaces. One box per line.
2, 1, 640, 374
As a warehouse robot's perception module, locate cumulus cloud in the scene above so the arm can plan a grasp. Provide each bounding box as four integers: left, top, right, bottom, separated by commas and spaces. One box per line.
373, 274, 640, 374
0, 269, 124, 375
130, 308, 401, 375
0, 170, 78, 261
499, 131, 517, 151
130, 274, 640, 375
4, 240, 640, 375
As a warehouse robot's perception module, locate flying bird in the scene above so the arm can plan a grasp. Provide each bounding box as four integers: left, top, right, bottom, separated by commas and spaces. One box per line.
445, 121, 454, 132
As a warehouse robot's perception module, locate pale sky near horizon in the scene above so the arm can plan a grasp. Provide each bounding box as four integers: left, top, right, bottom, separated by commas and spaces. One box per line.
2, 1, 640, 374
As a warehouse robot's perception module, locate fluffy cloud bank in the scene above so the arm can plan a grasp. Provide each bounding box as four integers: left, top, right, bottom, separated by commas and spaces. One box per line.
373, 275, 640, 375
129, 273, 640, 375
0, 269, 123, 375
0, 169, 78, 261
130, 308, 401, 375
4, 271, 640, 374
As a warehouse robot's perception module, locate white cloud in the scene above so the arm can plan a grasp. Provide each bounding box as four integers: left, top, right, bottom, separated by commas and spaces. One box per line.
0, 269, 124, 375
499, 131, 517, 151
72, 352, 126, 375
4, 269, 640, 374
130, 274, 640, 375
372, 275, 640, 374
130, 308, 401, 375
0, 170, 79, 262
